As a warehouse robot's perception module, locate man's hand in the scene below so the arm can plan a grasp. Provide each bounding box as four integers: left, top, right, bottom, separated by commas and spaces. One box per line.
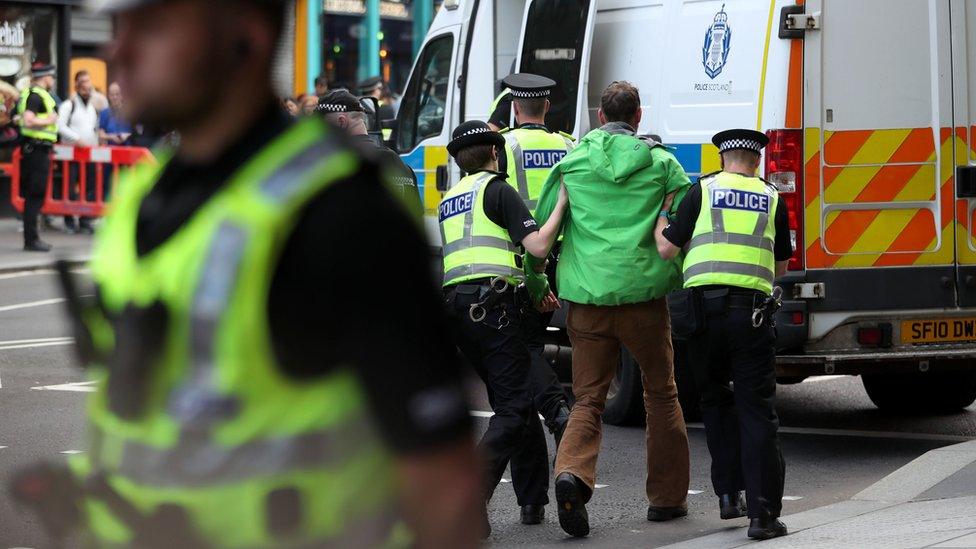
661, 191, 676, 215
536, 291, 561, 313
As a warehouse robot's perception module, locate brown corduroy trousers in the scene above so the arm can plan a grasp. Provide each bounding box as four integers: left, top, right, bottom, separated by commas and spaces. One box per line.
555, 298, 690, 507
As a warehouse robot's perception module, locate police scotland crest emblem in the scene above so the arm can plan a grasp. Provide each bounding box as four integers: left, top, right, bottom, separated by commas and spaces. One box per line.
702, 4, 731, 79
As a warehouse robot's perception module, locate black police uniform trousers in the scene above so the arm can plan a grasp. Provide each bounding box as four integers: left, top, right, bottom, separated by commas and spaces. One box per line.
445, 283, 549, 506
19, 141, 52, 246
523, 244, 568, 426
686, 288, 785, 519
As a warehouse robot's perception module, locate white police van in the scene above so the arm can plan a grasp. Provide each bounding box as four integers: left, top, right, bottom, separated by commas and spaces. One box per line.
394, 0, 976, 424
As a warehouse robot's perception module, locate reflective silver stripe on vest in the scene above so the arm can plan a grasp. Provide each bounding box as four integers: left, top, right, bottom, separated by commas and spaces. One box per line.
261, 137, 341, 202
688, 232, 774, 251
683, 261, 774, 284
442, 235, 517, 256
503, 133, 531, 202
444, 264, 522, 283
170, 136, 343, 428
115, 415, 377, 487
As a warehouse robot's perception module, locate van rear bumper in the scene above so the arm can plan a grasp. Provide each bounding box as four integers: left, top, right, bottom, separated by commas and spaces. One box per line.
775, 346, 976, 377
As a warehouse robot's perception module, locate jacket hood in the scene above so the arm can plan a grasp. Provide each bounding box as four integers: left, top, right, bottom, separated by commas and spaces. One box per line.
580, 122, 658, 184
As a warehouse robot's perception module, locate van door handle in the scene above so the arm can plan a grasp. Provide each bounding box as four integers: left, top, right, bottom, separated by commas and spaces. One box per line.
435, 164, 449, 192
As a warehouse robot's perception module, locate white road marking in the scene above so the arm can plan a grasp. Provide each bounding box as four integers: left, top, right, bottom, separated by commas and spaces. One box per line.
594, 484, 608, 489
803, 375, 847, 383
500, 478, 511, 483
0, 446, 7, 450
31, 381, 97, 393
60, 450, 84, 455
0, 269, 54, 280
471, 410, 494, 418
782, 496, 803, 501
688, 490, 704, 495
686, 423, 972, 443
0, 298, 65, 313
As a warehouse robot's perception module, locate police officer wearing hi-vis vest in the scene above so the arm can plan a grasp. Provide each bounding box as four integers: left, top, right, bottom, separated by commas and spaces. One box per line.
17, 63, 59, 252
9, 0, 483, 547
655, 129, 793, 541
497, 73, 575, 447
440, 120, 568, 533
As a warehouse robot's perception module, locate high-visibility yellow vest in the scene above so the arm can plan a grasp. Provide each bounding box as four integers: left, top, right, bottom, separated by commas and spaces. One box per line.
683, 171, 779, 294
439, 171, 521, 287
72, 117, 408, 548
500, 125, 574, 216
17, 86, 58, 142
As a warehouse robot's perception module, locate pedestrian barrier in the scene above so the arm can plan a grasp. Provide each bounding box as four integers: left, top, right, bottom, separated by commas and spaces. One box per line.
8, 145, 154, 218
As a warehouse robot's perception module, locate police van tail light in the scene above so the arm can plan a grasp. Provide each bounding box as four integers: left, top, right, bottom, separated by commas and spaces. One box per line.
765, 129, 804, 271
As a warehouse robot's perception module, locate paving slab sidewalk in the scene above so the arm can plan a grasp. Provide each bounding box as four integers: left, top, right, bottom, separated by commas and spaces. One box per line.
659, 440, 976, 549
0, 218, 92, 273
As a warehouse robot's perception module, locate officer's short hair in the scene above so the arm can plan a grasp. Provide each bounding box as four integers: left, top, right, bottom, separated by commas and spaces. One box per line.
721, 149, 761, 169
324, 110, 367, 126
456, 144, 496, 173
601, 81, 641, 124
514, 97, 546, 119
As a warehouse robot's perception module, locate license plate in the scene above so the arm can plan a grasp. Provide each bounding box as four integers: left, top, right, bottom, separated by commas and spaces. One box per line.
901, 318, 976, 344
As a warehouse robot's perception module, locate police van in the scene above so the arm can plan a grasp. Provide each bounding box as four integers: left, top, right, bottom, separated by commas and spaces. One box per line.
393, 0, 976, 423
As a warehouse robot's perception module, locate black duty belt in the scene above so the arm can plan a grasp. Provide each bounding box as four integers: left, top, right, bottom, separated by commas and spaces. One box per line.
445, 276, 516, 324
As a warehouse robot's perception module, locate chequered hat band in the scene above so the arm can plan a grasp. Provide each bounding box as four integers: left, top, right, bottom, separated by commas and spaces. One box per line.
316, 103, 353, 113
719, 139, 763, 152
510, 90, 550, 98
459, 127, 492, 137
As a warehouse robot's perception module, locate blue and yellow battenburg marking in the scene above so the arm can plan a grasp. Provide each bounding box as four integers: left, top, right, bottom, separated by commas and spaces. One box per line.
403, 142, 717, 215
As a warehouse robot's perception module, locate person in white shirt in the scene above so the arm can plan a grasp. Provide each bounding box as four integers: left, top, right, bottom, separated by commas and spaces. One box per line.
57, 70, 102, 234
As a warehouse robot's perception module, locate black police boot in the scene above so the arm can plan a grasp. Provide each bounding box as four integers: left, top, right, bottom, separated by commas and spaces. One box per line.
520, 504, 545, 525
647, 504, 688, 522
719, 492, 748, 519
547, 403, 571, 448
555, 472, 589, 537
24, 240, 52, 252
748, 517, 788, 540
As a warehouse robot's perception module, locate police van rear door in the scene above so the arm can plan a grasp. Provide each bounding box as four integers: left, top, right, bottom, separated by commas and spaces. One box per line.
515, 0, 597, 138
803, 0, 957, 310
951, 0, 976, 306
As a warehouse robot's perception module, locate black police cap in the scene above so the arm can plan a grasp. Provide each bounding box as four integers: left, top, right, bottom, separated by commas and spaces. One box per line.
357, 76, 383, 94
316, 89, 365, 114
447, 121, 506, 158
712, 129, 770, 155
502, 73, 556, 99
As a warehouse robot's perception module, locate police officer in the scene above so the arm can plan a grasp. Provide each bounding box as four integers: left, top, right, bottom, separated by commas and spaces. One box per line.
487, 87, 512, 131
17, 63, 59, 252
496, 73, 575, 446
316, 89, 421, 214
441, 120, 568, 530
655, 129, 792, 540
10, 1, 483, 547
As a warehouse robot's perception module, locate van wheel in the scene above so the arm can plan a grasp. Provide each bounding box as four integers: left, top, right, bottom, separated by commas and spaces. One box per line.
862, 371, 976, 413
602, 346, 703, 426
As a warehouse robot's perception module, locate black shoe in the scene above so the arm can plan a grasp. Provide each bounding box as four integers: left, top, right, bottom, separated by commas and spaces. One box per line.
78, 225, 95, 235
24, 240, 52, 252
647, 505, 688, 522
719, 492, 748, 520
547, 403, 571, 448
521, 504, 545, 525
555, 473, 589, 537
748, 517, 788, 540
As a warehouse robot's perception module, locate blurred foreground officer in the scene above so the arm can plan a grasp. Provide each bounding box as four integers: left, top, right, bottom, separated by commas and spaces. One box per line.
440, 121, 568, 532
9, 1, 482, 548
17, 63, 59, 252
316, 89, 421, 213
497, 73, 574, 446
656, 129, 792, 541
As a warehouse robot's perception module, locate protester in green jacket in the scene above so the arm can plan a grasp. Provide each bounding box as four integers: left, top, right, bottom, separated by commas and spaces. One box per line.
527, 81, 692, 538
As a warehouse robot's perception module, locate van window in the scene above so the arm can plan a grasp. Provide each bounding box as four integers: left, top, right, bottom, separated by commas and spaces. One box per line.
397, 34, 454, 152
518, 0, 590, 134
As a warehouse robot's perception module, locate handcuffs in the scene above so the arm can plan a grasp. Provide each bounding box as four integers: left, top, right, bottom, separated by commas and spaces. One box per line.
469, 276, 512, 328
751, 285, 784, 328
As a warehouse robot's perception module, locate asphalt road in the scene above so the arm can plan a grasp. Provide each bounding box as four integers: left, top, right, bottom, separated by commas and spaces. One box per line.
0, 269, 973, 548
